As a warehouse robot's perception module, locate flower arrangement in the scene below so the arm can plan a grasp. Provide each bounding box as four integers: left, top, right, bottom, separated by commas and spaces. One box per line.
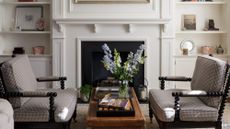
102, 43, 146, 85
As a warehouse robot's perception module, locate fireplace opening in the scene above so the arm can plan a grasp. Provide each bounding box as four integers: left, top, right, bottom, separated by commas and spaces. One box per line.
81, 41, 144, 92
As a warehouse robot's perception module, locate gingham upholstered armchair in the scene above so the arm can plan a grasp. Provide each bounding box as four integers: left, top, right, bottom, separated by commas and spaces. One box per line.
0, 55, 77, 129
0, 99, 14, 129
149, 56, 230, 129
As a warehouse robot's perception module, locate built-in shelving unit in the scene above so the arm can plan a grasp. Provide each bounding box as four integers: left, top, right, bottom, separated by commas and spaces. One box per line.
0, 31, 51, 34
0, 0, 51, 56
174, 0, 229, 56
173, 54, 230, 58
176, 31, 227, 34
0, 0, 52, 86
0, 1, 50, 5
173, 0, 230, 89
176, 1, 226, 5
0, 54, 52, 57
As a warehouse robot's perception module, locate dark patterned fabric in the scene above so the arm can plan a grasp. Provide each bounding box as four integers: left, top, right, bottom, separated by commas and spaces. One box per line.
0, 77, 5, 94
1, 63, 21, 108
191, 56, 227, 108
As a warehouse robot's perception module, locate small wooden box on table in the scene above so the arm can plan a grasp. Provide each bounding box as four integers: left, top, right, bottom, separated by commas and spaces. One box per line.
86, 87, 145, 129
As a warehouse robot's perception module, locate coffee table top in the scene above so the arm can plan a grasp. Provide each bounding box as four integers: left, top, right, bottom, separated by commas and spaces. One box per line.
86, 87, 145, 128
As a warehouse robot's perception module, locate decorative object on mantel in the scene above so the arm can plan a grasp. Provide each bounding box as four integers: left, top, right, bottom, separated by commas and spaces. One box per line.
15, 6, 43, 31
13, 47, 25, 55
180, 39, 195, 55
32, 46, 45, 55
216, 44, 224, 54
201, 46, 213, 54
102, 43, 146, 98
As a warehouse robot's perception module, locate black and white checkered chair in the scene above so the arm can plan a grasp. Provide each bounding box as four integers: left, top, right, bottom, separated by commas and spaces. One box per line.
0, 55, 77, 129
149, 56, 230, 129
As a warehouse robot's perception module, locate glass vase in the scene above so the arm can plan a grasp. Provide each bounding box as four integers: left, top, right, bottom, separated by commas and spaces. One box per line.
118, 80, 129, 99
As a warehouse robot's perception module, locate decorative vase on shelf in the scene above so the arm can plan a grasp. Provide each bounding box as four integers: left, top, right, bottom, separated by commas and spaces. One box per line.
216, 45, 224, 54
118, 80, 129, 99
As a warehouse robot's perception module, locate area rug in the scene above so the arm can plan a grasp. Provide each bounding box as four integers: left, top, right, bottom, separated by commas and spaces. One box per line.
70, 104, 230, 129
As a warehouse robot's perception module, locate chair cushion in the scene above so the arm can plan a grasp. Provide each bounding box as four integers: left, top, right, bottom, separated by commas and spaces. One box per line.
14, 88, 77, 122
149, 89, 218, 122
1, 55, 37, 108
191, 56, 227, 108
0, 99, 14, 129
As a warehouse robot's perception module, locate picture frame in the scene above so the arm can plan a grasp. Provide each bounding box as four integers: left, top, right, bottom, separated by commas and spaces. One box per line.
74, 0, 149, 4
182, 14, 196, 30
15, 6, 43, 31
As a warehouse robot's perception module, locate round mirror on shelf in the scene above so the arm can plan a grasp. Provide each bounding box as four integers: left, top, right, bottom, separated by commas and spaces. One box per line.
180, 40, 195, 52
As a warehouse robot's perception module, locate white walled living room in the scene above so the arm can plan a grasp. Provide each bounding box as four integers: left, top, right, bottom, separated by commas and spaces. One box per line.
0, 0, 229, 90
1, 1, 230, 129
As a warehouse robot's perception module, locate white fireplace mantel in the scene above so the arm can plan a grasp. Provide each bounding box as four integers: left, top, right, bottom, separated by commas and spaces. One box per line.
52, 0, 174, 90
54, 18, 170, 24
54, 18, 171, 33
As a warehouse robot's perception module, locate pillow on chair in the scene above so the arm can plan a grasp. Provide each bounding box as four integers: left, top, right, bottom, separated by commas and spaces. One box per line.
191, 56, 227, 108
1, 55, 37, 108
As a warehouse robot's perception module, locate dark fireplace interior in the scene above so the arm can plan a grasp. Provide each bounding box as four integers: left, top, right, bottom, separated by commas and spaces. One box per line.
81, 41, 144, 92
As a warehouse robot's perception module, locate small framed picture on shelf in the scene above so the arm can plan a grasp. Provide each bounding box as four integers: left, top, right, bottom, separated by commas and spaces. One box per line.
15, 6, 43, 31
182, 14, 196, 31
18, 0, 34, 2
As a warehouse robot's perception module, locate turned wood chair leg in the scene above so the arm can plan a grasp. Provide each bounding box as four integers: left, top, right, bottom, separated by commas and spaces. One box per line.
216, 122, 222, 129
72, 108, 77, 122
149, 101, 153, 123
158, 122, 167, 129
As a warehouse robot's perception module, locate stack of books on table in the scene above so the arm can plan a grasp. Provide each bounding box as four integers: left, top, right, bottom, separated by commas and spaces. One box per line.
98, 93, 131, 111
95, 87, 119, 100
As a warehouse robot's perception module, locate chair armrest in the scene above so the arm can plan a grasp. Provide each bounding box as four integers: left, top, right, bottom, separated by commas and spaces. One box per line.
2, 91, 57, 98
159, 76, 192, 81
172, 90, 224, 97
37, 76, 67, 82
159, 76, 192, 90
37, 76, 67, 90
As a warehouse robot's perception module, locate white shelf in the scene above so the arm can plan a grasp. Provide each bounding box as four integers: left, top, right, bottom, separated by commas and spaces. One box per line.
174, 54, 230, 58
0, 1, 50, 5
0, 54, 52, 57
176, 1, 226, 5
176, 31, 227, 34
0, 31, 51, 34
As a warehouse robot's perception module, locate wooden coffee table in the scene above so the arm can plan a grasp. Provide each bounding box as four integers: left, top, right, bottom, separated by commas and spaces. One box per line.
86, 87, 145, 129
